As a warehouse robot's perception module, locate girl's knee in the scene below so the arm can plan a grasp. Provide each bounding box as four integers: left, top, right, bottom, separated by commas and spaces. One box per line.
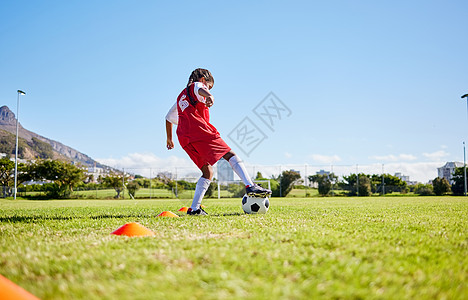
202, 165, 214, 180
223, 151, 236, 161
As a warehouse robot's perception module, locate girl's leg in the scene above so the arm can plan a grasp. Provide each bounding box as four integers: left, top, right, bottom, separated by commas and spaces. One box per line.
190, 164, 213, 211
223, 151, 254, 186
201, 164, 214, 180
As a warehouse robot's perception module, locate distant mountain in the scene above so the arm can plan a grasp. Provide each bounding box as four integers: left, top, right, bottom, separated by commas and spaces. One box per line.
0, 105, 105, 168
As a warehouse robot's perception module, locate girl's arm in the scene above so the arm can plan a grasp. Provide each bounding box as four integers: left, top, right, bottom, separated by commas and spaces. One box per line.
198, 87, 214, 107
165, 103, 178, 150
166, 120, 174, 150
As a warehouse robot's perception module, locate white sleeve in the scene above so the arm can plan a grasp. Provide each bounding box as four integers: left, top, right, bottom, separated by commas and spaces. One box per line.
165, 103, 178, 125
193, 82, 207, 103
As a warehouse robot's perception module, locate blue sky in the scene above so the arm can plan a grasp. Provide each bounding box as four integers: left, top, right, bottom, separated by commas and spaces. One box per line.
1, 0, 467, 182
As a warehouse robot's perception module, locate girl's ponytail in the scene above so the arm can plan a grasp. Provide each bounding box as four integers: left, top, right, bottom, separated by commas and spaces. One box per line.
187, 76, 194, 87
187, 68, 214, 87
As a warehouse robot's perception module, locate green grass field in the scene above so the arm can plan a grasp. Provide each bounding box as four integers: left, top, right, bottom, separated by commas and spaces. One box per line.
0, 196, 466, 299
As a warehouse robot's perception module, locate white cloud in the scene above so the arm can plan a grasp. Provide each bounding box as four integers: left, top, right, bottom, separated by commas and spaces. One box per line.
284, 152, 292, 158
422, 150, 449, 160
310, 154, 342, 164
382, 162, 442, 183
369, 154, 417, 161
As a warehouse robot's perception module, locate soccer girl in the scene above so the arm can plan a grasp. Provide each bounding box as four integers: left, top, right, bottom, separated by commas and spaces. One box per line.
165, 68, 271, 215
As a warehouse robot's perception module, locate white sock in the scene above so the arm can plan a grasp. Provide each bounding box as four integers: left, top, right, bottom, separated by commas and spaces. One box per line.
228, 155, 254, 187
190, 177, 211, 210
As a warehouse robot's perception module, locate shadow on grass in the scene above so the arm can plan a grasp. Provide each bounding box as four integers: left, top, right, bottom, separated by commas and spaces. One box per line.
0, 214, 158, 223
1, 209, 248, 222
211, 212, 245, 217
2, 195, 56, 201
15, 195, 82, 201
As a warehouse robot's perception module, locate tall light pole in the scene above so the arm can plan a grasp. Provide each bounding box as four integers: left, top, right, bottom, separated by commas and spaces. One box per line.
14, 90, 26, 200
382, 164, 385, 195
462, 93, 468, 114
462, 94, 468, 196
464, 142, 467, 196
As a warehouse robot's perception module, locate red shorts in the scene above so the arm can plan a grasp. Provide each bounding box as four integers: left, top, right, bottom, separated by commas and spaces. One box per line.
183, 138, 231, 169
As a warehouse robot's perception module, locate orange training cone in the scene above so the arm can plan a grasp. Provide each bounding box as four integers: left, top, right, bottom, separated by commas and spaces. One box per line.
0, 274, 40, 300
157, 211, 179, 218
178, 207, 189, 212
111, 222, 155, 237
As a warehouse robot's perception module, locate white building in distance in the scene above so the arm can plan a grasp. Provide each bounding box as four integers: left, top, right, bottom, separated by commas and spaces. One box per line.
438, 162, 464, 184
316, 170, 330, 176
87, 166, 105, 182
394, 172, 417, 186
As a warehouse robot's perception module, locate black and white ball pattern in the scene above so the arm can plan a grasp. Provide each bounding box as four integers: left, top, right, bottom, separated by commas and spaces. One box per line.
242, 194, 270, 214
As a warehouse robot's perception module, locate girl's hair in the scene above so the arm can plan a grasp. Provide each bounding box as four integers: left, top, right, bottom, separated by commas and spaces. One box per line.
187, 68, 214, 87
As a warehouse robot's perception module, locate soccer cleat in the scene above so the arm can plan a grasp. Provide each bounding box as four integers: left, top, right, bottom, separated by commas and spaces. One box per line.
246, 184, 272, 197
187, 207, 208, 216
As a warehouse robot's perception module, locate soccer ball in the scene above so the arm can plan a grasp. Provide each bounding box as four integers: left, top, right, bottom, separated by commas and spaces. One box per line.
241, 194, 270, 214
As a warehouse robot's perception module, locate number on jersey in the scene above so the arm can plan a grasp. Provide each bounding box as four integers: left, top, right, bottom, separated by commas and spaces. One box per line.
179, 95, 189, 112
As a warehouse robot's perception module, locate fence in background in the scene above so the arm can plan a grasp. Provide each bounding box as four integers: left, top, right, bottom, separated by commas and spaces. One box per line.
117, 162, 415, 185
1, 162, 425, 199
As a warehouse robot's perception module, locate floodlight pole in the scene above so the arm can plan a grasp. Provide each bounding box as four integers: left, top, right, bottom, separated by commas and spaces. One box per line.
382, 164, 385, 195
356, 164, 359, 196
462, 94, 468, 196
464, 142, 467, 196
14, 90, 26, 200
462, 94, 468, 123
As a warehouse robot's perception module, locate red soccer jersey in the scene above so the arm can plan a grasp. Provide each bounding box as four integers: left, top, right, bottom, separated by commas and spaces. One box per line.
175, 82, 220, 148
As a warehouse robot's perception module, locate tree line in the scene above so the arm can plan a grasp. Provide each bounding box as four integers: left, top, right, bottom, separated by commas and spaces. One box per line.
308, 171, 461, 196
1, 157, 463, 199
0, 158, 130, 199
0, 157, 305, 199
